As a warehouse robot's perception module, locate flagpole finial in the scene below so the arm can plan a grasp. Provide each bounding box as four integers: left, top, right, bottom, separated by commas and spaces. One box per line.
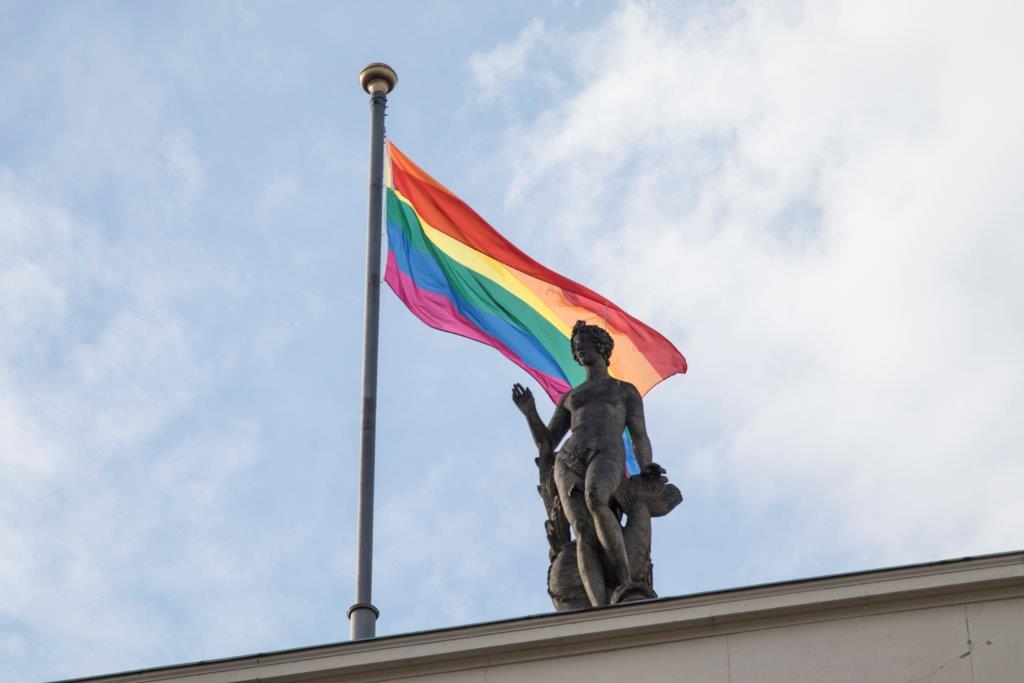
359, 63, 397, 95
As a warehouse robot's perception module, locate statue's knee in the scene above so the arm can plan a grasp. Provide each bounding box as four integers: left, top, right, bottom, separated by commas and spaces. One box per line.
573, 518, 595, 541
584, 484, 607, 512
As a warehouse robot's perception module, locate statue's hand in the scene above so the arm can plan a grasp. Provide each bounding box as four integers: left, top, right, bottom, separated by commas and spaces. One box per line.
511, 383, 535, 413
640, 462, 666, 477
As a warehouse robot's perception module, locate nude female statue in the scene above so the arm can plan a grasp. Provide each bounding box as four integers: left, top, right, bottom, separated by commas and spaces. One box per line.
512, 321, 665, 606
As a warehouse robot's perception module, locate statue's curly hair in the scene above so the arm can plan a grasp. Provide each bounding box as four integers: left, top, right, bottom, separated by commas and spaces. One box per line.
571, 320, 614, 365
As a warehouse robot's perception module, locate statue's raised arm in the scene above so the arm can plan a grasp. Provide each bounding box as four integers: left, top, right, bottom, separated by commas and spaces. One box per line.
512, 383, 569, 454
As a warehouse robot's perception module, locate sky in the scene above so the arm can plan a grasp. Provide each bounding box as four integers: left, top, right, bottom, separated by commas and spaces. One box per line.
1, 1, 1022, 680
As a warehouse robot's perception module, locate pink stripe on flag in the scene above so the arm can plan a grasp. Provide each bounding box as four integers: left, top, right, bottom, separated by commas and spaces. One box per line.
385, 252, 571, 402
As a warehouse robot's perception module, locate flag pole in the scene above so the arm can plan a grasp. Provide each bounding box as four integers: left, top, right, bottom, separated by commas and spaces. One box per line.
348, 62, 396, 641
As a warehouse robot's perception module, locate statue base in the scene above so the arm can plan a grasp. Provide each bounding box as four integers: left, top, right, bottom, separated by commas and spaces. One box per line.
609, 581, 658, 605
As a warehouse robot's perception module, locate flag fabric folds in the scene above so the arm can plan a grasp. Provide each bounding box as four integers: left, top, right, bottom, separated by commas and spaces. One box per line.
384, 141, 687, 471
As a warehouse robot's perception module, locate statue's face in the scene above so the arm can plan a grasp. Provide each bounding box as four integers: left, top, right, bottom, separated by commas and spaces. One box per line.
572, 334, 603, 366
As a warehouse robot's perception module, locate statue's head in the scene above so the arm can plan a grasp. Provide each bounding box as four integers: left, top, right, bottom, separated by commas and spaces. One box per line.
571, 320, 614, 366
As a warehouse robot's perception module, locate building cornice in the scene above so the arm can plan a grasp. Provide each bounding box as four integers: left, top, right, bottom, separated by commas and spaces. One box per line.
65, 550, 1024, 683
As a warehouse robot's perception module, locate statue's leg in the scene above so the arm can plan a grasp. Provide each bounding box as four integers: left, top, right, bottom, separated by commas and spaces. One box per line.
584, 455, 630, 588
554, 460, 607, 606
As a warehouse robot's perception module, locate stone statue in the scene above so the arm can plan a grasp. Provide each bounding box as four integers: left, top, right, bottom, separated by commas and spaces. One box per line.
513, 321, 682, 609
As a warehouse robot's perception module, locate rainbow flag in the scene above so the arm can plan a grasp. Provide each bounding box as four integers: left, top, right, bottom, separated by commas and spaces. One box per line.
384, 142, 687, 471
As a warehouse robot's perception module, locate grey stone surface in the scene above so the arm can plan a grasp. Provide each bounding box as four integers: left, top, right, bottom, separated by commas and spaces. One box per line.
726, 603, 974, 682
967, 596, 1024, 680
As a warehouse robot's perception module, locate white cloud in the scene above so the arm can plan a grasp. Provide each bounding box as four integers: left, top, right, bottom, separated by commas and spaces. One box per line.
375, 446, 546, 632
0, 169, 280, 679
493, 1, 1024, 569
470, 19, 547, 102
256, 174, 300, 230
162, 128, 205, 210
0, 172, 74, 352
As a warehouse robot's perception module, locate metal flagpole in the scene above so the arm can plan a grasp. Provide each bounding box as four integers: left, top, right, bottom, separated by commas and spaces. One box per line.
347, 62, 397, 641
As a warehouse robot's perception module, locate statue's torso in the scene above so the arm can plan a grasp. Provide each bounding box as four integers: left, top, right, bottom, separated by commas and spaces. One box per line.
563, 376, 631, 444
